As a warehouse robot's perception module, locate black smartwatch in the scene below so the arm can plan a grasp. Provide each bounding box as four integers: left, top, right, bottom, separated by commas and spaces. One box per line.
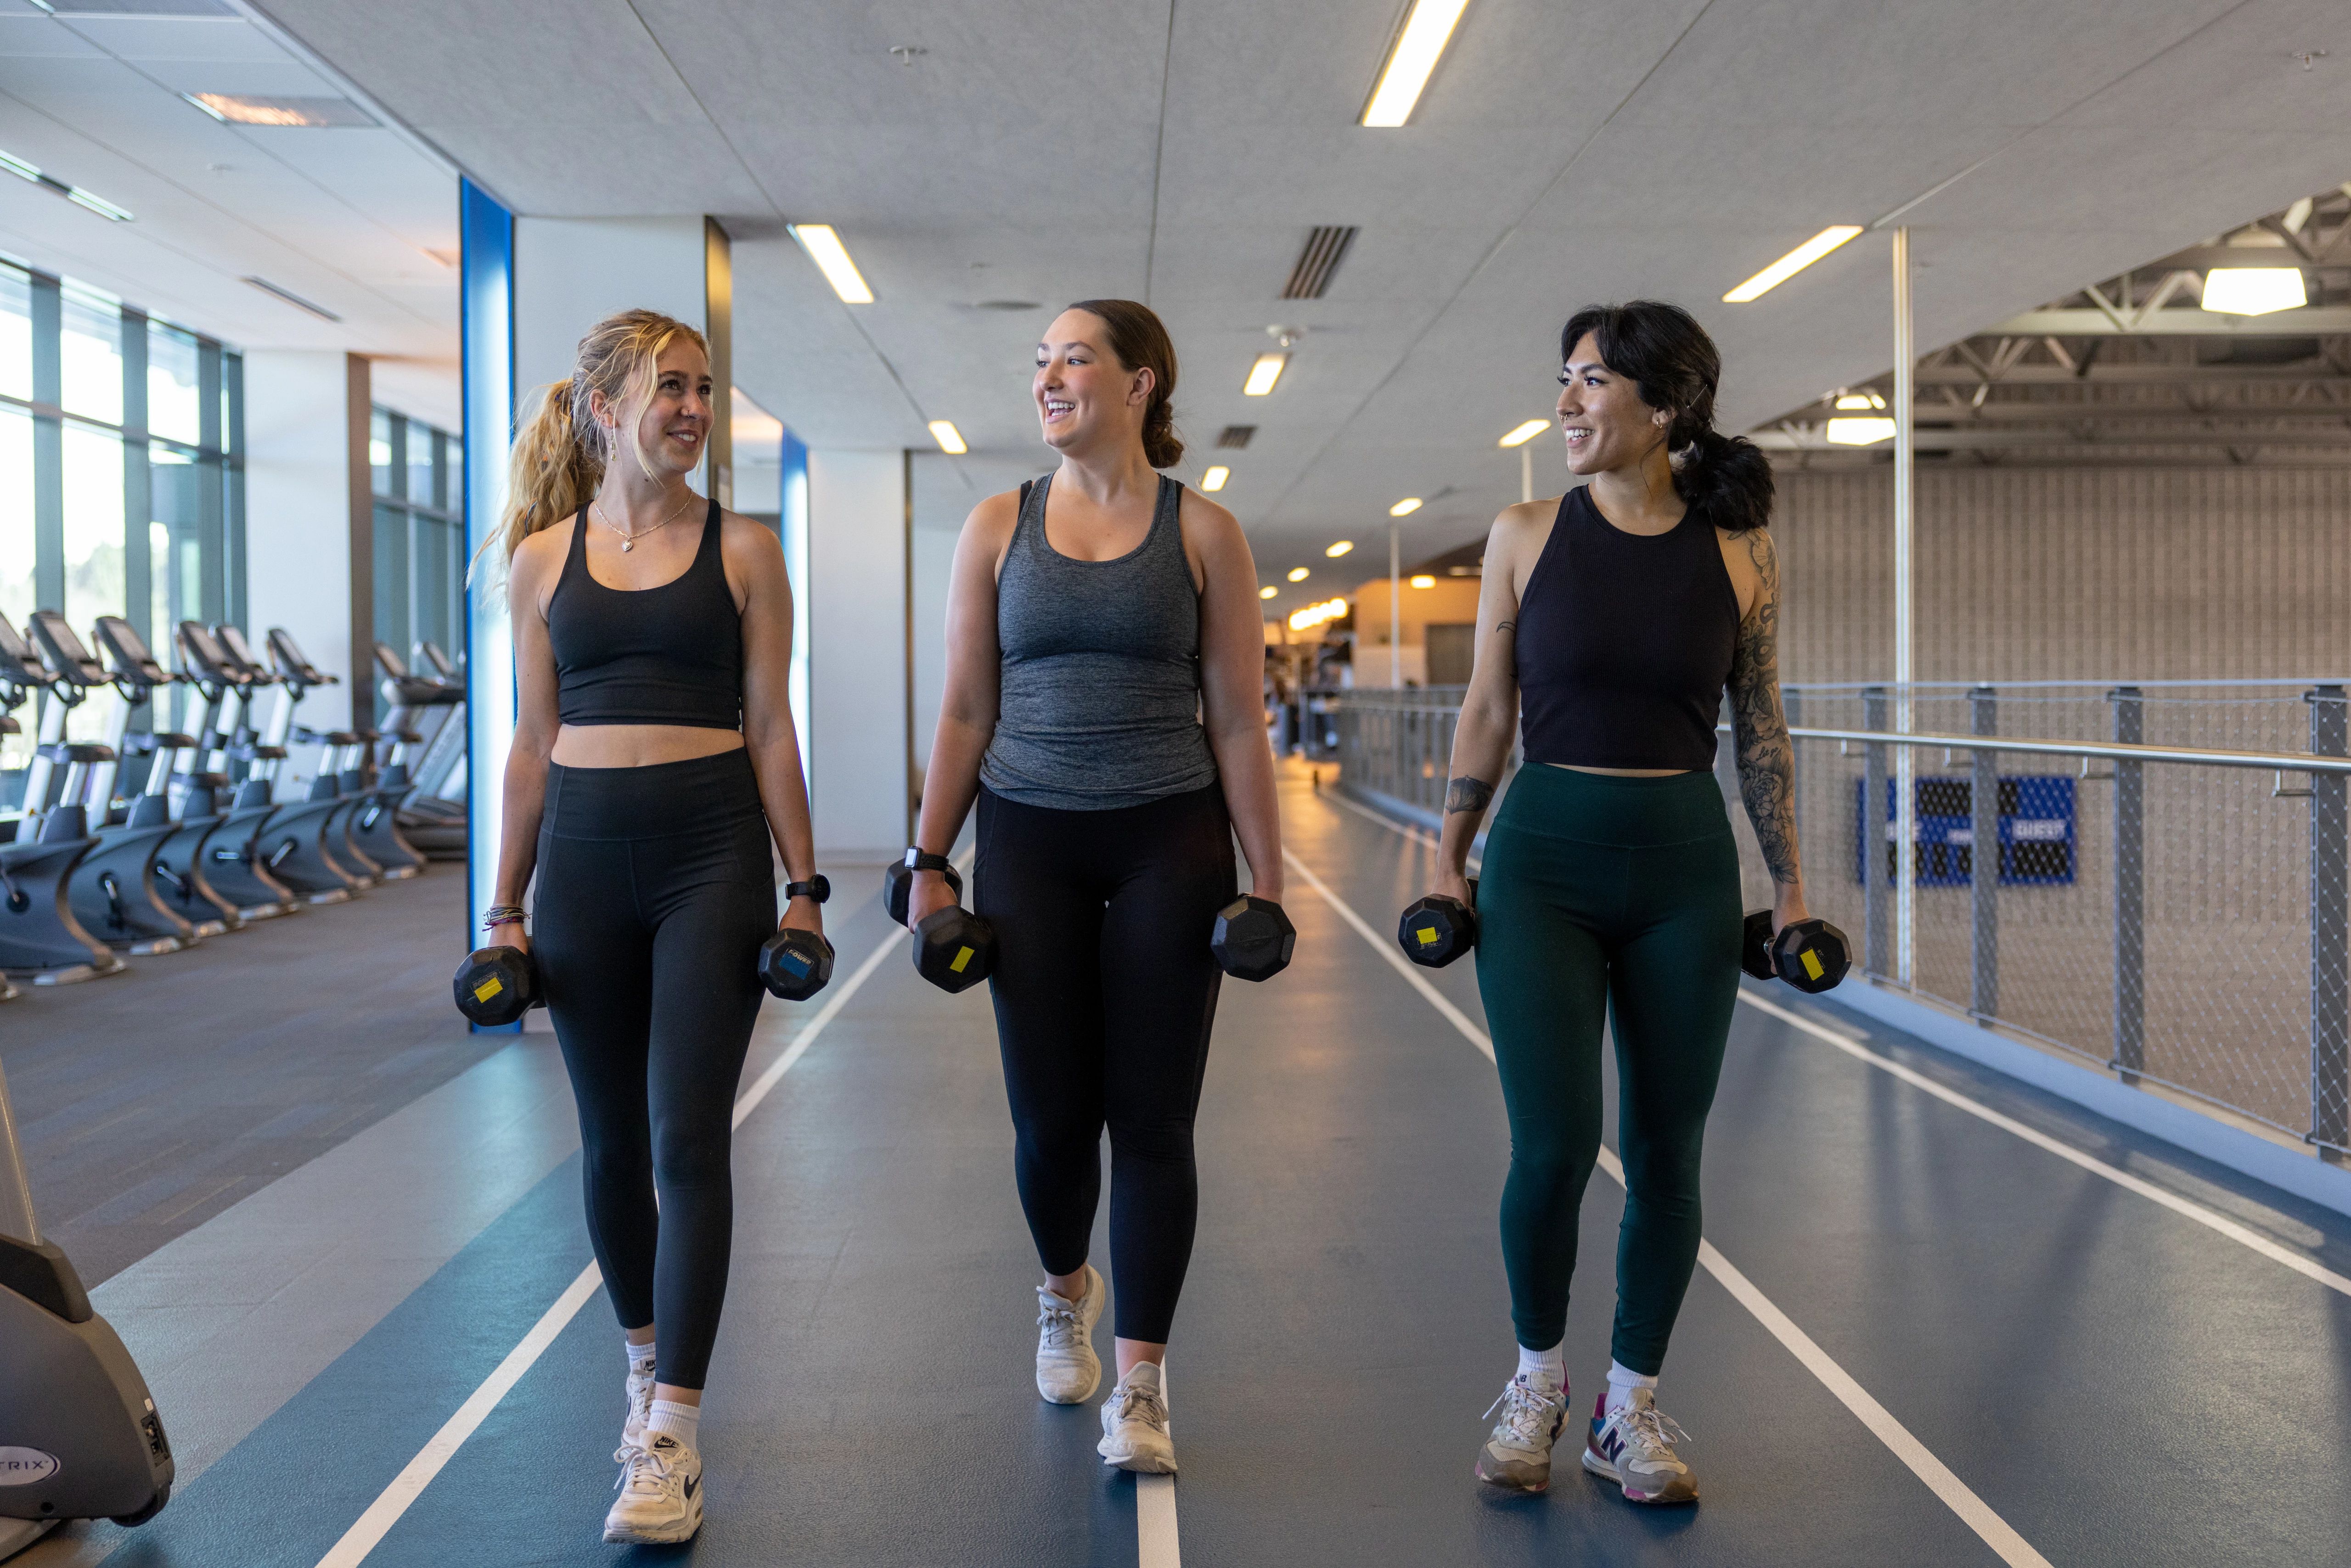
903, 849, 954, 875
784, 875, 831, 905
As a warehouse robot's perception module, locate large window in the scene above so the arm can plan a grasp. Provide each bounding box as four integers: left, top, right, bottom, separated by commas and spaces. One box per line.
371, 407, 462, 680
0, 260, 243, 765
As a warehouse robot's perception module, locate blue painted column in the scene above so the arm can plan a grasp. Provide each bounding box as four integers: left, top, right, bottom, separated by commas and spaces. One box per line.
459, 177, 515, 998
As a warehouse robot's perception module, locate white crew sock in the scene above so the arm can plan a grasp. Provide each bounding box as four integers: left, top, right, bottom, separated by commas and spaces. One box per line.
645, 1398, 700, 1452
1516, 1341, 1565, 1394
1604, 1360, 1658, 1415
625, 1337, 656, 1371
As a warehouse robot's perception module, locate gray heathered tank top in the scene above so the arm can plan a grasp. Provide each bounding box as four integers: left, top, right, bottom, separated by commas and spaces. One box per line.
979, 472, 1220, 811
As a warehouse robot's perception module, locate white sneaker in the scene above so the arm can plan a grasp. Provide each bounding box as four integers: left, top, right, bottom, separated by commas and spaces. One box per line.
1474, 1374, 1569, 1492
1582, 1388, 1698, 1505
1097, 1360, 1176, 1474
1035, 1265, 1106, 1404
622, 1359, 655, 1448
603, 1433, 703, 1544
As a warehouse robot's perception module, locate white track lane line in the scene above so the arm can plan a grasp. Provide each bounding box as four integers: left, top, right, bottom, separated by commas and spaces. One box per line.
315, 870, 946, 1568
1322, 788, 2351, 1298
1282, 849, 2055, 1568
1135, 1363, 1180, 1566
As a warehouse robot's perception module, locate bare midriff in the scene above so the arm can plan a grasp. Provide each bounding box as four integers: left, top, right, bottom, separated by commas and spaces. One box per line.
1544, 763, 1691, 778
551, 724, 745, 769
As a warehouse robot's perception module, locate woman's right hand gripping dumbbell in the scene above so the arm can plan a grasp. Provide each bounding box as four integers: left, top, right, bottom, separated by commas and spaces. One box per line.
889, 849, 997, 994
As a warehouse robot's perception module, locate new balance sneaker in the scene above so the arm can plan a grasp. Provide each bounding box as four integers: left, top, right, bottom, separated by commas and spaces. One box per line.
1581, 1388, 1697, 1504
1035, 1265, 1106, 1404
1474, 1375, 1569, 1493
603, 1433, 703, 1544
1096, 1360, 1176, 1474
622, 1356, 655, 1448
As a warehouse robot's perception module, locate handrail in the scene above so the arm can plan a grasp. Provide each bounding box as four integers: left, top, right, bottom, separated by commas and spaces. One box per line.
1766, 724, 2351, 776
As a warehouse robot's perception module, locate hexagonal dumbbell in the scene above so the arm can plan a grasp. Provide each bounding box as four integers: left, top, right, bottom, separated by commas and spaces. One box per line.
913, 905, 996, 994
454, 945, 537, 1027
1739, 909, 1852, 994
1210, 894, 1295, 983
759, 927, 836, 1002
1398, 878, 1480, 969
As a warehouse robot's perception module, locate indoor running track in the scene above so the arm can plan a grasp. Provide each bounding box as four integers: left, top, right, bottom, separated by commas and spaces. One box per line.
28, 761, 2351, 1568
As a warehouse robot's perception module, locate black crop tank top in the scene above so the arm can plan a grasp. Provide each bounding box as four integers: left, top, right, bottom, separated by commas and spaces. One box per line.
1513, 486, 1739, 771
547, 497, 743, 730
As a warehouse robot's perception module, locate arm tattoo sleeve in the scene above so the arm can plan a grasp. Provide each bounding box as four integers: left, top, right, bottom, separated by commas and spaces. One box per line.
1727, 529, 1802, 884
1445, 776, 1496, 816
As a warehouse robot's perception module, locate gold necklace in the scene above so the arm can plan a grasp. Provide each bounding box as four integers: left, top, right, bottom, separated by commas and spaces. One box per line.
590, 489, 697, 553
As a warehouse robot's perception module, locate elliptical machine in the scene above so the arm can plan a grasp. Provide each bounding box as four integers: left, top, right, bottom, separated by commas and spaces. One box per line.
0, 1048, 174, 1559
375, 641, 466, 860
27, 613, 197, 956
173, 622, 298, 922
264, 629, 400, 885
0, 613, 122, 985
217, 620, 366, 903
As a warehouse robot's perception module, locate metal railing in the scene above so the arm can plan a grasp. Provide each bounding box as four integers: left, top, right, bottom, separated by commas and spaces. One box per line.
1327, 682, 2351, 1158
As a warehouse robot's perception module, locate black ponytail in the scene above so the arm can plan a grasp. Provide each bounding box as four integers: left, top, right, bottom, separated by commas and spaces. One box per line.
1560, 300, 1773, 534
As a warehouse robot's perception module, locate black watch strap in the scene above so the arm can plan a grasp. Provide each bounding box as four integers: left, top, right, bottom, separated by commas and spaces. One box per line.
784, 875, 831, 905
902, 849, 953, 875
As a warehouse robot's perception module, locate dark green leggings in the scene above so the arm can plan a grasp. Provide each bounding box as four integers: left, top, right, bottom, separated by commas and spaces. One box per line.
1474, 764, 1743, 1376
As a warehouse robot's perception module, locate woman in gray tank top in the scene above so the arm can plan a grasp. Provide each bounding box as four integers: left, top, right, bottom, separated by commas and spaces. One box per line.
907, 299, 1288, 1476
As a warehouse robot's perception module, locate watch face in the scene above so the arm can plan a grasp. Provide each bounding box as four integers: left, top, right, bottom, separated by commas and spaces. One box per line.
810, 873, 831, 904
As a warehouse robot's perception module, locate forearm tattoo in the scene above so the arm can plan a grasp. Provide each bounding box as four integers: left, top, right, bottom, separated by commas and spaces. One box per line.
1728, 529, 1802, 884
1445, 776, 1495, 816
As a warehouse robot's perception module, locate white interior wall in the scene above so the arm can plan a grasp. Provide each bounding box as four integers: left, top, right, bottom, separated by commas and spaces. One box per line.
807, 449, 909, 862
512, 217, 709, 430
244, 348, 361, 730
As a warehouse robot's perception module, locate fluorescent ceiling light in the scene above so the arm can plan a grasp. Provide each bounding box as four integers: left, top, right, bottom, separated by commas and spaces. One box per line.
1259, 585, 1278, 600
1409, 574, 1436, 588
1243, 353, 1287, 396
1825, 416, 1897, 446
1361, 0, 1473, 128
2200, 268, 2306, 316
1834, 391, 1885, 410
792, 224, 874, 304
1723, 225, 1863, 303
242, 275, 340, 322
1287, 566, 1310, 582
183, 93, 373, 127
1498, 419, 1549, 447
927, 420, 967, 455
0, 147, 131, 221
1389, 497, 1423, 517
1326, 540, 1354, 557
1202, 465, 1230, 492
1289, 597, 1349, 632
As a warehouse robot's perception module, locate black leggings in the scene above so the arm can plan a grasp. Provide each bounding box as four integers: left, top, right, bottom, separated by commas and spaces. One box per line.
976, 783, 1236, 1343
534, 748, 774, 1390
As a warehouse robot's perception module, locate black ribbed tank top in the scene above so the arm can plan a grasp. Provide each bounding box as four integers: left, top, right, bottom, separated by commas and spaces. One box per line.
1513, 486, 1739, 771
547, 497, 743, 730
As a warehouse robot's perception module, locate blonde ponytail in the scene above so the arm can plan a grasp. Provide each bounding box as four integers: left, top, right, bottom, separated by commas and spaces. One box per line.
470, 308, 710, 582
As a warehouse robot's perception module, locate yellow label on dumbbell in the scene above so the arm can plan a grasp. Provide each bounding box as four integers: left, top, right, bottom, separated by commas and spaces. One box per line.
950, 946, 973, 973
1416, 926, 1438, 946
1800, 949, 1824, 981
473, 977, 504, 1003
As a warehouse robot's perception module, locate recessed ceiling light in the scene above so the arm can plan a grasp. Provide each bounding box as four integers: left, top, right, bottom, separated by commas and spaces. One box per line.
927, 420, 967, 455
0, 147, 131, 222
184, 93, 374, 127
1389, 497, 1423, 517
1243, 353, 1287, 396
1498, 419, 1548, 447
1259, 585, 1277, 600
2201, 268, 2306, 316
1409, 574, 1436, 588
1723, 225, 1864, 303
1326, 540, 1353, 557
1202, 465, 1230, 492
1825, 416, 1897, 445
791, 224, 874, 304
1287, 566, 1310, 582
1361, 0, 1473, 128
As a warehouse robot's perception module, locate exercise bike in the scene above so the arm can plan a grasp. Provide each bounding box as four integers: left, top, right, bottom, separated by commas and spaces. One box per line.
0, 1049, 174, 1559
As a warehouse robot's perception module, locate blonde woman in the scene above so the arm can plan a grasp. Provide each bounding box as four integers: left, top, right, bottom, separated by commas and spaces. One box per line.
481, 309, 823, 1544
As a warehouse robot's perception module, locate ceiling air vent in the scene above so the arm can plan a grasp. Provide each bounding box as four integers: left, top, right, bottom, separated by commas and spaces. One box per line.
1215, 426, 1256, 450
1279, 226, 1357, 300
242, 276, 341, 322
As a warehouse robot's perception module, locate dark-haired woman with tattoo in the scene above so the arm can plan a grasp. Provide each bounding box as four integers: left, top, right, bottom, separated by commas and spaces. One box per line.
1427, 300, 1809, 1506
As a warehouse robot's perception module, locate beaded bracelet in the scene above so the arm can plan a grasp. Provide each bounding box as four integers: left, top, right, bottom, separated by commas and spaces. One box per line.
482, 905, 526, 930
